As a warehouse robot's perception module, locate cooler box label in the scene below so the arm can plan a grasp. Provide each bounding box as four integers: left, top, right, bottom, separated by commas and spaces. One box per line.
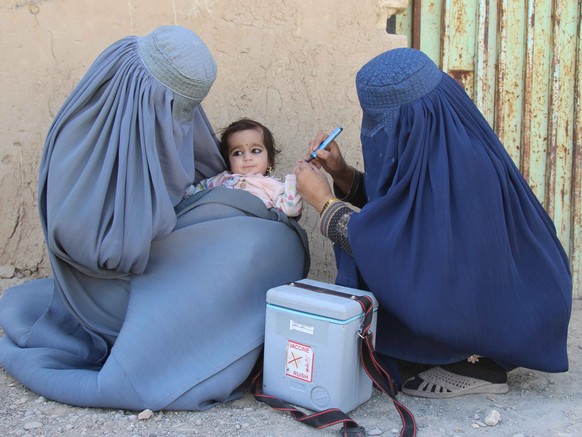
285, 340, 314, 382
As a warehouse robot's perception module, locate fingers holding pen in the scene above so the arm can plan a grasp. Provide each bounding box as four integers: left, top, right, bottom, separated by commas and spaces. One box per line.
306, 128, 342, 166
306, 132, 328, 168
308, 131, 330, 155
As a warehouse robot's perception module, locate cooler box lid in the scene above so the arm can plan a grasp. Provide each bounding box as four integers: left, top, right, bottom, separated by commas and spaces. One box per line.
266, 278, 378, 321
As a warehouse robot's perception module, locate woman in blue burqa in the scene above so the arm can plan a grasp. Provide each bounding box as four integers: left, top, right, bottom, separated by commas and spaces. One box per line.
295, 48, 572, 398
0, 25, 309, 410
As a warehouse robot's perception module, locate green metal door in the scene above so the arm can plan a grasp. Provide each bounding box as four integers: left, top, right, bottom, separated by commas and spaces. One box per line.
396, 0, 581, 297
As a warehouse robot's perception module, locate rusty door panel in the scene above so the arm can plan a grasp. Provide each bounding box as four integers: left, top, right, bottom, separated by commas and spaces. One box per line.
548, 0, 578, 263
474, 0, 496, 124
573, 1, 582, 301
524, 0, 553, 198
495, 0, 527, 165
396, 0, 581, 297
441, 0, 479, 99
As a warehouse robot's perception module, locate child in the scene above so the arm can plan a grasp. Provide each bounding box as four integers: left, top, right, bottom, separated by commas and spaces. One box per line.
184, 118, 302, 217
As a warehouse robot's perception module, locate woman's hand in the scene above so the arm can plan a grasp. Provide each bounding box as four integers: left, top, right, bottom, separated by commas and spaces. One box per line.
307, 131, 355, 197
307, 131, 348, 175
294, 161, 334, 213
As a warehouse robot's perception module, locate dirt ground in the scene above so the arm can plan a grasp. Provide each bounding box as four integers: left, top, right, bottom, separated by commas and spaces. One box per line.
0, 277, 580, 437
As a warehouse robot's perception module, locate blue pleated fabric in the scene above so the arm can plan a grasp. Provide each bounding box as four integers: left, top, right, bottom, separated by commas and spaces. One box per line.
0, 26, 309, 410
337, 48, 572, 372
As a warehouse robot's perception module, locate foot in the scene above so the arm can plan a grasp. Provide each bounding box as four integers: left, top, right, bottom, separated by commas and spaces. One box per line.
401, 357, 508, 398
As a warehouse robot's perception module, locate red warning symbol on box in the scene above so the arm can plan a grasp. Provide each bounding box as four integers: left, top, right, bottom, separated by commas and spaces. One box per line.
285, 340, 314, 382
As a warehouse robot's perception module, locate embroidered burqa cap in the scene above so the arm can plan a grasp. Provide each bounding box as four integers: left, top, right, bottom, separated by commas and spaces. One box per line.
356, 48, 441, 112
337, 48, 572, 373
137, 25, 217, 109
355, 48, 442, 136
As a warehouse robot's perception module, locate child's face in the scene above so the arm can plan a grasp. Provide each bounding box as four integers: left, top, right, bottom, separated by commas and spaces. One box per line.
227, 128, 270, 175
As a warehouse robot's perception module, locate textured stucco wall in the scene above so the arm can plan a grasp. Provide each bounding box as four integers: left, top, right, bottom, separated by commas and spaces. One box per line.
0, 0, 407, 282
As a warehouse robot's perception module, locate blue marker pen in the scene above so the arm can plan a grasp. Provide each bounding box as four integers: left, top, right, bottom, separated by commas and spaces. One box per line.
305, 127, 343, 162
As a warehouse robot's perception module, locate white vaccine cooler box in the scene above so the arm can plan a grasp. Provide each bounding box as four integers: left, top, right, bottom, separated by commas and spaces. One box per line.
262, 279, 378, 413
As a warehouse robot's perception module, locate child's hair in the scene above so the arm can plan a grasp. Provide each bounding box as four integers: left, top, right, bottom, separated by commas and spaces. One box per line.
219, 118, 281, 173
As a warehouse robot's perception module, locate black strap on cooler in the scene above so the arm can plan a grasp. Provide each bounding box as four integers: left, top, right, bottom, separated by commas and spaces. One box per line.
251, 282, 416, 437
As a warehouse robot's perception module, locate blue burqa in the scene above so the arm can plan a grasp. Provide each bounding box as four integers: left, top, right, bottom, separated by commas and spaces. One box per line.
0, 26, 309, 410
336, 48, 571, 373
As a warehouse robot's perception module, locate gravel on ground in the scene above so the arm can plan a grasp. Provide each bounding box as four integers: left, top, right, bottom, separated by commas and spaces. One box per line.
1, 278, 580, 437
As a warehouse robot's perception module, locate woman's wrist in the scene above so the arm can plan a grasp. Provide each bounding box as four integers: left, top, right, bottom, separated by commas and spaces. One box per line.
319, 200, 354, 256
319, 197, 340, 215
330, 165, 355, 197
